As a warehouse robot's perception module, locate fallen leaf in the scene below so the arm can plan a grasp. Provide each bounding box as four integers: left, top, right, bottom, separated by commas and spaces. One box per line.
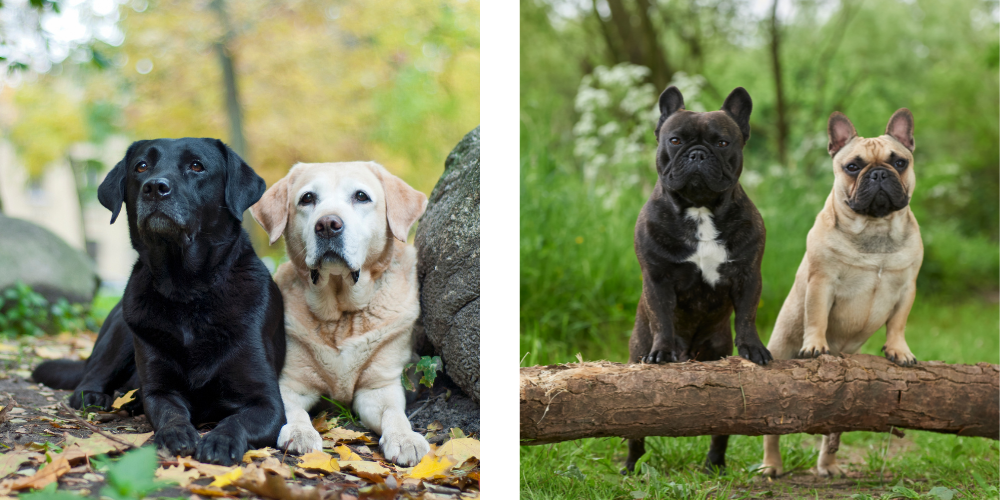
0, 344, 17, 353
447, 428, 466, 440
112, 389, 138, 410
155, 465, 200, 487
435, 438, 480, 464
234, 464, 321, 500
406, 455, 454, 480
62, 431, 153, 456
188, 485, 234, 497
242, 447, 276, 463
311, 413, 332, 434
209, 467, 243, 487
322, 427, 372, 444
334, 445, 362, 461
176, 456, 239, 477
0, 451, 41, 479
426, 421, 443, 432
259, 457, 292, 479
9, 457, 70, 490
33, 347, 65, 360
297, 451, 340, 473
340, 461, 390, 476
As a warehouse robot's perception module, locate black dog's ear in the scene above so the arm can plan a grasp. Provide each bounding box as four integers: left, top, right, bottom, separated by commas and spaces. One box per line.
885, 108, 915, 152
655, 86, 685, 139
98, 141, 142, 224
828, 112, 858, 157
721, 87, 752, 142
217, 140, 266, 221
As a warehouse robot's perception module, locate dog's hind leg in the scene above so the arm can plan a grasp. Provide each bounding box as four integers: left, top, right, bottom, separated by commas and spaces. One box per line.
816, 433, 845, 477
623, 438, 646, 474
761, 435, 783, 477
354, 384, 429, 467
69, 304, 137, 411
703, 435, 729, 474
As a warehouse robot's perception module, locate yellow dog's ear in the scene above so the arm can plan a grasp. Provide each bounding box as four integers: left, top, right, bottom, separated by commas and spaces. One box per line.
368, 162, 428, 242
250, 175, 290, 245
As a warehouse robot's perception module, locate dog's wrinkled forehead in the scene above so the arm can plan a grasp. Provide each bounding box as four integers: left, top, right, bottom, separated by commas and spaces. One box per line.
835, 137, 913, 172
660, 110, 742, 143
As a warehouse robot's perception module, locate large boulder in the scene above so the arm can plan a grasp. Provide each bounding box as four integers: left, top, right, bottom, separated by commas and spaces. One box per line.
0, 214, 99, 305
415, 127, 480, 402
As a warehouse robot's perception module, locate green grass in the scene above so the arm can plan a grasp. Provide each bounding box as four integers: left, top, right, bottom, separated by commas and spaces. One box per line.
519, 114, 1000, 498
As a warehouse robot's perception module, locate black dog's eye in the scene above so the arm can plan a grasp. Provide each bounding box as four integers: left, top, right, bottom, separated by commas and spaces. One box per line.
299, 192, 315, 206
894, 159, 908, 170
354, 191, 371, 203
844, 163, 861, 174
717, 140, 729, 147
190, 161, 204, 172
669, 137, 681, 145
136, 162, 148, 173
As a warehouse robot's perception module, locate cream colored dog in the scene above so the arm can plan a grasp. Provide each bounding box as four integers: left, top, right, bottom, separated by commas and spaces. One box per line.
761, 109, 923, 478
250, 161, 429, 466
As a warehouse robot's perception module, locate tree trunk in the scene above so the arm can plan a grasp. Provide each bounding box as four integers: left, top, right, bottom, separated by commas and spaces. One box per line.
520, 355, 999, 445
606, 0, 644, 65
592, 0, 626, 65
634, 0, 670, 88
768, 0, 788, 167
210, 0, 248, 160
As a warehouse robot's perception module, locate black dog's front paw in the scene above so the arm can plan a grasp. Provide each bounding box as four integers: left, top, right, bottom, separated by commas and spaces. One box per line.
155, 424, 200, 457
73, 390, 114, 411
642, 347, 680, 364
738, 342, 773, 365
196, 430, 247, 466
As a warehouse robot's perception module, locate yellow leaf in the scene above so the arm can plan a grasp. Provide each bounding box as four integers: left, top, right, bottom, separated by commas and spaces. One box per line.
426, 421, 443, 432
297, 451, 340, 473
242, 447, 276, 463
0, 451, 40, 479
209, 467, 243, 487
0, 344, 17, 353
435, 437, 480, 464
33, 347, 65, 360
334, 444, 362, 461
112, 389, 138, 410
406, 454, 454, 480
339, 461, 389, 476
155, 465, 200, 487
188, 485, 234, 497
176, 456, 237, 477
322, 427, 372, 444
10, 457, 70, 491
62, 432, 153, 456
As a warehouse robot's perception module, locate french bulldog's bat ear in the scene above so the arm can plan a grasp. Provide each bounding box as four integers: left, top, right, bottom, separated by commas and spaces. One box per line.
250, 174, 290, 245
827, 112, 857, 157
366, 162, 428, 242
655, 86, 685, 139
721, 87, 752, 142
98, 140, 143, 224
885, 108, 915, 152
216, 139, 267, 222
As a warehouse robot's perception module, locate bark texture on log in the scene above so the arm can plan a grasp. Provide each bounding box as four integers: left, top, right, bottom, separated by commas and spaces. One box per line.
521, 354, 999, 445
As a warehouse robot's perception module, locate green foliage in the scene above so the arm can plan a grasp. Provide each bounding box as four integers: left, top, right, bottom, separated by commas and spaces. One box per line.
320, 395, 360, 427
19, 483, 85, 500
402, 355, 443, 391
0, 282, 96, 337
97, 446, 169, 500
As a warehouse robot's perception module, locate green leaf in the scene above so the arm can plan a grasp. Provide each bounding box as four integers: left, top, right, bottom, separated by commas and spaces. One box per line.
99, 446, 169, 500
927, 486, 957, 500
19, 483, 84, 500
415, 355, 443, 388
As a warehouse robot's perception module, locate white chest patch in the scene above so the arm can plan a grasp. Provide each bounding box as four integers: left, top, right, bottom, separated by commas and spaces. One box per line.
684, 207, 728, 287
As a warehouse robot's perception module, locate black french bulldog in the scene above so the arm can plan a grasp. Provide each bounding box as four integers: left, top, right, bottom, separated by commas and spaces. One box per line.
624, 86, 772, 474
32, 138, 286, 465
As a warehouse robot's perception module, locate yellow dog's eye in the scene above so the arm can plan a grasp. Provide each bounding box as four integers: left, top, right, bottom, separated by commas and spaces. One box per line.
354, 191, 371, 203
299, 192, 315, 205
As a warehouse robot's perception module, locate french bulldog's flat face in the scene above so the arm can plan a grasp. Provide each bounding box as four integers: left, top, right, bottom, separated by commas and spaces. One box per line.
655, 86, 753, 206
828, 109, 916, 218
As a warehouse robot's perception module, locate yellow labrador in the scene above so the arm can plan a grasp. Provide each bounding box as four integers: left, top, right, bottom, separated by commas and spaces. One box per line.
250, 162, 429, 466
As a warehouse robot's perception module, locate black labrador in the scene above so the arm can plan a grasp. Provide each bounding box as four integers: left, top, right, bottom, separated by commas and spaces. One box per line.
32, 138, 286, 465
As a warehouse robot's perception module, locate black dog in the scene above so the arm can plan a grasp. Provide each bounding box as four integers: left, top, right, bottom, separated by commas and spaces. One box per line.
625, 87, 772, 473
33, 138, 286, 465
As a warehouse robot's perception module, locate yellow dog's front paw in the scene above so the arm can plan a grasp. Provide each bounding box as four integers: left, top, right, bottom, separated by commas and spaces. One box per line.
798, 338, 830, 358
815, 462, 845, 478
277, 422, 323, 455
380, 430, 430, 467
882, 344, 917, 367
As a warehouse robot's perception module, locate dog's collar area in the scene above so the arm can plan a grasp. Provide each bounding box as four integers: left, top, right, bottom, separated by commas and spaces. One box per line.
309, 268, 361, 285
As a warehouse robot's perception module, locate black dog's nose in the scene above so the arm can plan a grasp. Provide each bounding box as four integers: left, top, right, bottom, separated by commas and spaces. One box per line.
314, 215, 344, 237
688, 149, 707, 161
869, 168, 890, 182
141, 178, 171, 200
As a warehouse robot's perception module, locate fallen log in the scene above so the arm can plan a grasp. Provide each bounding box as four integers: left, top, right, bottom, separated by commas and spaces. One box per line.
520, 354, 999, 444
